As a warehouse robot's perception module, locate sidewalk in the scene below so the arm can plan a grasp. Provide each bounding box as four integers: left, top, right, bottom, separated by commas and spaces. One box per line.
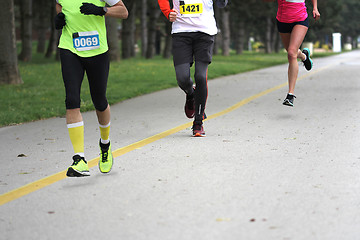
1, 51, 360, 240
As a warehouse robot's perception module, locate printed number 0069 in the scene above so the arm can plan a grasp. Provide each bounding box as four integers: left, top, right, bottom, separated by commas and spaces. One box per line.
74, 37, 98, 48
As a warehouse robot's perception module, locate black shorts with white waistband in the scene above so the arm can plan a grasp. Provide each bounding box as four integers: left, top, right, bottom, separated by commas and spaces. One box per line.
277, 18, 309, 33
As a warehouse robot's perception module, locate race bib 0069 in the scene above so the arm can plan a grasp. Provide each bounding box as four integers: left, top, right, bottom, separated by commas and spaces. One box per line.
72, 31, 100, 51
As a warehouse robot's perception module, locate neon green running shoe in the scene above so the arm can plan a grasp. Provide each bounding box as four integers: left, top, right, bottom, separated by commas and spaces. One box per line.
99, 140, 113, 173
66, 155, 90, 177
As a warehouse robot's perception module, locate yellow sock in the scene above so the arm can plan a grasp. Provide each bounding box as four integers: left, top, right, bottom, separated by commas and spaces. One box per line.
67, 121, 84, 156
99, 122, 110, 144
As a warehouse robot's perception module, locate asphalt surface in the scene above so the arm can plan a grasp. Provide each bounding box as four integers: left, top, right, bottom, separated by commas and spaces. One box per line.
1, 50, 360, 240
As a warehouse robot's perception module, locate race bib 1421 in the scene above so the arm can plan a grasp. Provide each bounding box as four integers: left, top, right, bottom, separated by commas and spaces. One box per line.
180, 3, 203, 17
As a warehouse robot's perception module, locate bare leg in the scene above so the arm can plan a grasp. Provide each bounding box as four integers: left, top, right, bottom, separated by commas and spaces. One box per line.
96, 104, 111, 126
66, 105, 110, 127
66, 108, 82, 124
279, 25, 308, 94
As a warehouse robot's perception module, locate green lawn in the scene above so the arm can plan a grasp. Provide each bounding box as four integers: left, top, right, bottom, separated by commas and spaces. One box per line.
0, 51, 335, 127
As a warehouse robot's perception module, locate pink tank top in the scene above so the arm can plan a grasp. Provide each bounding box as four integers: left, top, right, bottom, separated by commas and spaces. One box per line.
276, 0, 308, 23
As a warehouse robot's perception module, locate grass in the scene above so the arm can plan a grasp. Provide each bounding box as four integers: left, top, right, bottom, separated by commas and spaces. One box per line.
0, 50, 337, 127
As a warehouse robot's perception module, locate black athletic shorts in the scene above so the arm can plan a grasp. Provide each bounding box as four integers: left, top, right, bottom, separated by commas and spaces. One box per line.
172, 32, 215, 67
277, 18, 309, 33
59, 49, 109, 111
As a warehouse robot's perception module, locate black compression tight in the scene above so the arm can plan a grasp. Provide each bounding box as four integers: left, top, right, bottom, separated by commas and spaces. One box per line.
60, 49, 110, 111
175, 61, 209, 119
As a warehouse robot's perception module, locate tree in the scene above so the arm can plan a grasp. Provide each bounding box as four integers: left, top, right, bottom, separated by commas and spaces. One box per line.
106, 17, 120, 61
162, 20, 172, 58
252, 0, 277, 53
34, 0, 50, 53
339, 0, 360, 48
146, 1, 161, 59
231, 13, 245, 54
0, 0, 22, 85
45, 0, 57, 59
122, 0, 136, 59
213, 5, 221, 55
140, 0, 148, 57
305, 0, 342, 44
229, 0, 254, 54
220, 8, 231, 56
18, 0, 33, 61
264, 16, 273, 53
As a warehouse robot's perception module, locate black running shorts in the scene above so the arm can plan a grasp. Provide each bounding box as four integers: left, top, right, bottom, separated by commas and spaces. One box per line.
172, 32, 215, 66
60, 49, 109, 111
277, 18, 309, 33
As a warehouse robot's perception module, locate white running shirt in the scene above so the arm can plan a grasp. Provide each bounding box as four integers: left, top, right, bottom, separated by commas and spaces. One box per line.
171, 0, 218, 35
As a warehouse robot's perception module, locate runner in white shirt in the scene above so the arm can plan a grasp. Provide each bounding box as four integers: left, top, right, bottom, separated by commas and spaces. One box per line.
158, 0, 227, 137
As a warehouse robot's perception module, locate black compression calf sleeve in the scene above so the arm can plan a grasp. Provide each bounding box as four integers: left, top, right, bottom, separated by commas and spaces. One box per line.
175, 63, 194, 95
194, 61, 209, 118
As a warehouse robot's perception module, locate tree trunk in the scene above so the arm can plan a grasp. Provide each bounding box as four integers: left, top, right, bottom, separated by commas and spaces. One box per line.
36, 0, 48, 53
55, 31, 61, 61
265, 16, 273, 53
122, 0, 136, 59
146, 1, 161, 59
235, 20, 245, 55
353, 38, 357, 49
18, 0, 33, 62
272, 20, 280, 53
213, 6, 221, 55
45, 0, 57, 58
106, 17, 120, 61
221, 8, 230, 56
163, 20, 172, 59
0, 0, 22, 84
140, 0, 148, 57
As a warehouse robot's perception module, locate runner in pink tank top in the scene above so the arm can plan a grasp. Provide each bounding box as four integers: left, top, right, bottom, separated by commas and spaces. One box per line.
265, 0, 320, 106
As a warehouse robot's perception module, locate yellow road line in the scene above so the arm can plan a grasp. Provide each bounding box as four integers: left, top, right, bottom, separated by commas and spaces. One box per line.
0, 66, 329, 206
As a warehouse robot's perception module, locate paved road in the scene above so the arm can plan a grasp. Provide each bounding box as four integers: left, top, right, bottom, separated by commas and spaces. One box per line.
1, 50, 360, 240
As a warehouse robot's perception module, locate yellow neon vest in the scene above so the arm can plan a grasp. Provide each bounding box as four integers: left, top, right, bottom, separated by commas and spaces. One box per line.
58, 0, 108, 57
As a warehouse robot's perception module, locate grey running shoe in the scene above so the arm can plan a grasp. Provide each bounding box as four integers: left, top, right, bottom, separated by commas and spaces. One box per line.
283, 94, 296, 107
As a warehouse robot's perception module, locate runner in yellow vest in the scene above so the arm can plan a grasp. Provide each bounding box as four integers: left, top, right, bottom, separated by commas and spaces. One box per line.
55, 0, 128, 177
